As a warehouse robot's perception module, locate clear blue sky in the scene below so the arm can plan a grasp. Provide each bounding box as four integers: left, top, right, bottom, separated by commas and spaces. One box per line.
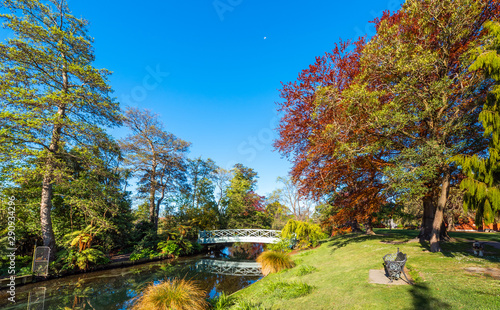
29, 0, 406, 196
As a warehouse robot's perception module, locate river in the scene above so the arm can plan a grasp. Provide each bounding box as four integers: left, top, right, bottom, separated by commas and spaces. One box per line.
0, 243, 264, 309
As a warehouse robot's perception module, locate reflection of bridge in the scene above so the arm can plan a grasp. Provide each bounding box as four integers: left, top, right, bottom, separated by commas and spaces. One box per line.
198, 229, 281, 244
195, 259, 262, 276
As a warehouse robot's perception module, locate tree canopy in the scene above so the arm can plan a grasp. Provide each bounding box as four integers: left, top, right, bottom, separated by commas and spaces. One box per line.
0, 0, 121, 257
275, 0, 500, 251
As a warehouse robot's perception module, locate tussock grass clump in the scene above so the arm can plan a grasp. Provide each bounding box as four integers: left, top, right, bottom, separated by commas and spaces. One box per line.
295, 264, 317, 276
132, 278, 208, 310
264, 280, 314, 299
256, 251, 295, 276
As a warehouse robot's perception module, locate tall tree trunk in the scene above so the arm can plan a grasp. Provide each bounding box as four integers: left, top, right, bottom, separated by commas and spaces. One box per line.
430, 170, 451, 252
419, 193, 436, 241
41, 103, 65, 261
149, 171, 156, 225
40, 172, 56, 260
154, 188, 166, 232
365, 216, 375, 235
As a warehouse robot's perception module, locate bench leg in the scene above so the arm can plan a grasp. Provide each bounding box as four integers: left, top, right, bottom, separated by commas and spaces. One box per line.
401, 269, 412, 285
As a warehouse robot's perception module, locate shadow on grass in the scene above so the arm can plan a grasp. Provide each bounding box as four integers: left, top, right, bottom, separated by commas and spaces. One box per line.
326, 230, 418, 253
326, 233, 376, 253
410, 283, 451, 310
377, 229, 500, 263
438, 240, 500, 263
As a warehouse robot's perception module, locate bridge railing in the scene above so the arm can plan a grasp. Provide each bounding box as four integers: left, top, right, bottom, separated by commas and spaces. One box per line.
198, 229, 281, 244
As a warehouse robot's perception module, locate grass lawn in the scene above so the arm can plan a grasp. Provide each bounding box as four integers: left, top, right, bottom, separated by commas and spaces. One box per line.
231, 229, 500, 310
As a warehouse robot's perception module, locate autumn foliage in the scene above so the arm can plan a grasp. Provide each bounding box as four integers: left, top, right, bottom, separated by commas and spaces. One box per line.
275, 0, 500, 249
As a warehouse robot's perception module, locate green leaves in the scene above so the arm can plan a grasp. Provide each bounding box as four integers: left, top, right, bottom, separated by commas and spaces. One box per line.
0, 0, 125, 255
453, 21, 500, 225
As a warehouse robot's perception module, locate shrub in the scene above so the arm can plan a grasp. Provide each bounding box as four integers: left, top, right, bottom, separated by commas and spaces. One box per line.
282, 219, 326, 248
130, 249, 162, 261
265, 238, 293, 253
158, 240, 181, 257
56, 248, 110, 271
133, 230, 161, 253
132, 278, 208, 310
264, 280, 314, 299
256, 251, 295, 276
157, 239, 201, 257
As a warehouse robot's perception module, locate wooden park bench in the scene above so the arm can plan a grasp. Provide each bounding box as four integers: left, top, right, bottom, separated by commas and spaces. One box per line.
383, 248, 410, 283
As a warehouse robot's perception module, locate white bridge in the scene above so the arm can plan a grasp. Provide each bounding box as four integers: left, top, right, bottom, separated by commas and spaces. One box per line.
195, 259, 262, 276
198, 229, 281, 244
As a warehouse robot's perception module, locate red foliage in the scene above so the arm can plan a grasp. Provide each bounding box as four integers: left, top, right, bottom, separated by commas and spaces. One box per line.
275, 0, 500, 231
274, 37, 388, 228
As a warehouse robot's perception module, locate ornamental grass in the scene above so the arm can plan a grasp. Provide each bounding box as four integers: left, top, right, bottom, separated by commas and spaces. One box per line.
256, 250, 295, 276
132, 278, 208, 310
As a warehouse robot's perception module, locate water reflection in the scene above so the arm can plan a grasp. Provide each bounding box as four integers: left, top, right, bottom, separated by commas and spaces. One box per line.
222, 243, 264, 260
196, 259, 262, 276
27, 287, 46, 310
0, 244, 264, 310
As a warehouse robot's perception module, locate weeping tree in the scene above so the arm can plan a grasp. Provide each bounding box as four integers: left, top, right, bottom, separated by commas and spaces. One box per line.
0, 0, 121, 258
453, 21, 500, 227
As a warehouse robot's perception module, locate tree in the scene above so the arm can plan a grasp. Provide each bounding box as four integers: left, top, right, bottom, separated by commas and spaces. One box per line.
334, 0, 499, 251
120, 107, 190, 230
453, 21, 500, 226
272, 176, 315, 221
276, 0, 500, 252
183, 157, 217, 210
274, 36, 389, 234
176, 157, 220, 230
265, 197, 291, 230
225, 164, 271, 229
214, 167, 231, 227
0, 0, 121, 257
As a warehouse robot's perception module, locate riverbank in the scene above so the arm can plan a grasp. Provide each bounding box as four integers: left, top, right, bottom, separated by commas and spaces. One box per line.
231, 229, 500, 309
0, 253, 175, 290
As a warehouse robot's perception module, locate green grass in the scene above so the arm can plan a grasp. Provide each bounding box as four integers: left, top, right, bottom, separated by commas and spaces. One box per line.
264, 280, 314, 299
295, 264, 318, 276
210, 292, 237, 310
232, 229, 500, 310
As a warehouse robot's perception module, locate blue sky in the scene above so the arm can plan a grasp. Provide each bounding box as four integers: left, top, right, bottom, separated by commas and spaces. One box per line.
12, 0, 405, 196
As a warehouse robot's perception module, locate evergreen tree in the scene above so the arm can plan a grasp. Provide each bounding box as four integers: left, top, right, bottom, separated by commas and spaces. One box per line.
0, 0, 121, 258
453, 21, 500, 226
225, 164, 270, 229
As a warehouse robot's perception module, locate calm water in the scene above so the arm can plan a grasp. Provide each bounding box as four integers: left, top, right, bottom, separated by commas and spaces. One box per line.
0, 244, 264, 310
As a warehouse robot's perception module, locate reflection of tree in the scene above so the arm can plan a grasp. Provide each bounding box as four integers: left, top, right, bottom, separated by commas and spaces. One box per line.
227, 243, 263, 260
3, 259, 262, 309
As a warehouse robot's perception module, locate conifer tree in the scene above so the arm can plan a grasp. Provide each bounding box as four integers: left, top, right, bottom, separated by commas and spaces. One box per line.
0, 0, 121, 257
453, 21, 500, 226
